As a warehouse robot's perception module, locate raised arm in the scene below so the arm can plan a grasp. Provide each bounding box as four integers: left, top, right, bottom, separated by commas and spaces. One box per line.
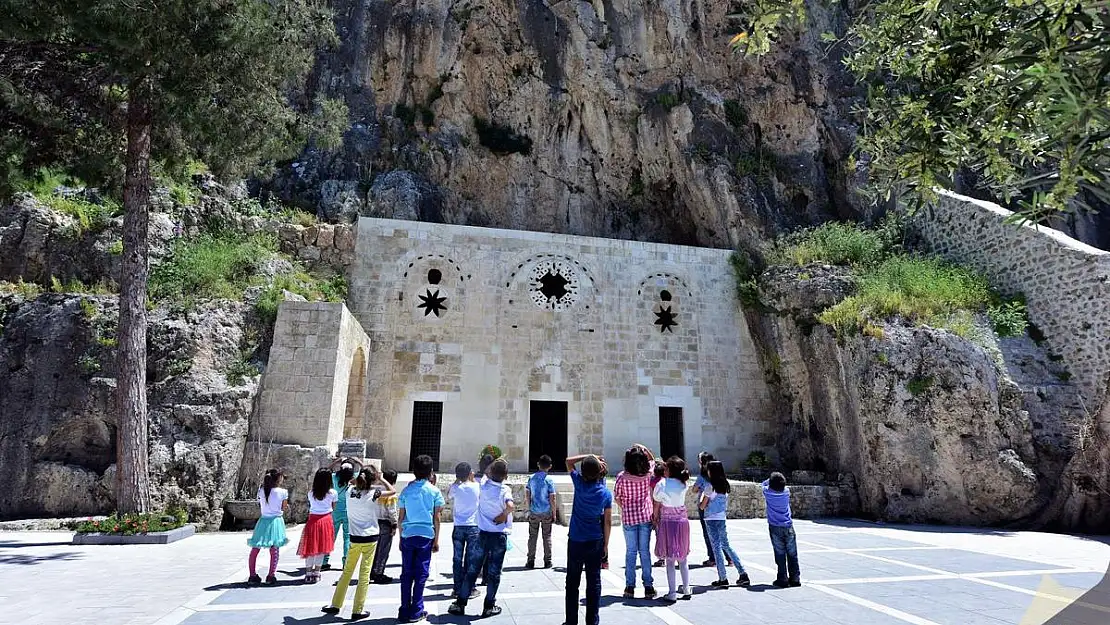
565, 454, 589, 472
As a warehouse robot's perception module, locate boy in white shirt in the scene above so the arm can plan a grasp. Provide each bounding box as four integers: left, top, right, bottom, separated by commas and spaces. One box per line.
447, 462, 481, 600
448, 459, 514, 618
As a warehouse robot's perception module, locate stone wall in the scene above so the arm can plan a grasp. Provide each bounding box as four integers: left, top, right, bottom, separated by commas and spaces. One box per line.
916, 190, 1110, 415
256, 302, 371, 448
346, 218, 774, 473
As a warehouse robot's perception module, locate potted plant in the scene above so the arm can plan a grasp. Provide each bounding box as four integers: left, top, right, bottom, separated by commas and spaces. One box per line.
478, 444, 503, 462
72, 509, 194, 545
741, 450, 771, 482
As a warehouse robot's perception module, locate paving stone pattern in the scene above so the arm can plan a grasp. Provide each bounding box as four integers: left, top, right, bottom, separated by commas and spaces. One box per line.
2, 519, 1106, 625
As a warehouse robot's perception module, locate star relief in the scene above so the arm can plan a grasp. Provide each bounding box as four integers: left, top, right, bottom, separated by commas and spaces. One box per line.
654, 305, 678, 333
417, 288, 447, 317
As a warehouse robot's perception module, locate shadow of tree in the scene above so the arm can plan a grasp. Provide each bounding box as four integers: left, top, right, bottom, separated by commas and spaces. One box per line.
0, 551, 82, 565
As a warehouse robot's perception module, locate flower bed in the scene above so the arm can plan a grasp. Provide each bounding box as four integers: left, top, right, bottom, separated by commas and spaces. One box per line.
72, 510, 188, 535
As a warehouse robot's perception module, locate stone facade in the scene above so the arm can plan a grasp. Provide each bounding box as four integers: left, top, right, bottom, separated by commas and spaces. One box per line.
257, 302, 371, 448
916, 190, 1110, 414
339, 218, 773, 472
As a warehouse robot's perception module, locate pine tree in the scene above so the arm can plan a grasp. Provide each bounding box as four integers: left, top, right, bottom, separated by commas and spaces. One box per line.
0, 0, 347, 512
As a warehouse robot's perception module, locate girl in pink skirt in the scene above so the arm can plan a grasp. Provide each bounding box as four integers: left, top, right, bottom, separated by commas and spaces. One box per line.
652, 456, 692, 602
298, 468, 338, 583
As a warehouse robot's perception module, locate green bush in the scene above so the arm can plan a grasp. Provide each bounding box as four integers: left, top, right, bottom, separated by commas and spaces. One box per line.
0, 279, 44, 297
729, 251, 761, 308
987, 298, 1028, 338
906, 376, 934, 396
226, 356, 262, 386
817, 256, 993, 336
479, 444, 503, 462
745, 450, 769, 467
107, 239, 124, 255
50, 276, 117, 295
150, 234, 277, 302
254, 272, 347, 325
73, 510, 188, 535
776, 221, 890, 267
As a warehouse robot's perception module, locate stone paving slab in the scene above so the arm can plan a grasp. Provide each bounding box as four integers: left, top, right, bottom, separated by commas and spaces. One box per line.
2, 518, 1109, 625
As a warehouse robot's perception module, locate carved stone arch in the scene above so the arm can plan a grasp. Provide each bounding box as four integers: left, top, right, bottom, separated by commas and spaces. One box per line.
397, 251, 471, 321
501, 252, 598, 312
636, 272, 695, 335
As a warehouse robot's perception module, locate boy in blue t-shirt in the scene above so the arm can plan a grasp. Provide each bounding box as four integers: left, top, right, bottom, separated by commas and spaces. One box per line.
525, 454, 557, 569
397, 455, 444, 623
563, 454, 612, 625
762, 471, 800, 587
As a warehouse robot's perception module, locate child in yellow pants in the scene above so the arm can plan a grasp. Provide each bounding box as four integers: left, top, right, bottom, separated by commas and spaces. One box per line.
322, 466, 394, 619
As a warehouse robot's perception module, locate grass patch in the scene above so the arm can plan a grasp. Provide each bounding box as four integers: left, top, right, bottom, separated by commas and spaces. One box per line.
729, 251, 761, 308
50, 276, 117, 295
150, 234, 278, 303
987, 297, 1028, 338
226, 356, 262, 386
49, 195, 121, 237
774, 221, 891, 267
0, 279, 44, 297
255, 273, 347, 325
906, 376, 933, 396
72, 510, 188, 535
817, 256, 993, 337
278, 206, 317, 227
108, 240, 124, 256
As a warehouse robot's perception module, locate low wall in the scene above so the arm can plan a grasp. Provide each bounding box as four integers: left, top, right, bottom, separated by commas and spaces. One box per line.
917, 190, 1110, 413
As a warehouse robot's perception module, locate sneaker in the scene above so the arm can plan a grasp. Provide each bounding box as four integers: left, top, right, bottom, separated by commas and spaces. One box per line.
321, 563, 332, 571
661, 592, 677, 603
681, 585, 693, 600
525, 560, 535, 569
447, 603, 465, 616
701, 559, 715, 567
623, 586, 635, 598
737, 573, 751, 588
372, 574, 393, 584
321, 606, 340, 615
481, 605, 503, 618
652, 559, 664, 568
788, 579, 802, 587
543, 560, 552, 569
263, 575, 278, 586
409, 611, 428, 623
772, 579, 789, 588
711, 579, 729, 588
469, 588, 481, 599
247, 574, 262, 587
350, 613, 369, 621
644, 586, 657, 599
601, 560, 609, 570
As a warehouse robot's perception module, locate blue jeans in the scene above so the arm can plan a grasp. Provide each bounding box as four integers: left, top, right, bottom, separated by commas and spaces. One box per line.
622, 522, 653, 587
697, 507, 715, 561
323, 512, 349, 566
460, 531, 507, 609
769, 525, 800, 582
565, 539, 603, 625
452, 525, 480, 597
705, 520, 745, 580
399, 536, 433, 620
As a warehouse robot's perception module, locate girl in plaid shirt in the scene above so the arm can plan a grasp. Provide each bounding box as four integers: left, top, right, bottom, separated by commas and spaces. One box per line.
613, 444, 657, 599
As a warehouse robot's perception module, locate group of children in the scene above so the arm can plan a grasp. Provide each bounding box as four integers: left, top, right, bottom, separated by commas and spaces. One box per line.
245, 446, 801, 624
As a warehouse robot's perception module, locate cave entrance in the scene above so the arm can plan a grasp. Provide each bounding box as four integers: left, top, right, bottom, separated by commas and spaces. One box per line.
658, 407, 685, 461
529, 401, 568, 472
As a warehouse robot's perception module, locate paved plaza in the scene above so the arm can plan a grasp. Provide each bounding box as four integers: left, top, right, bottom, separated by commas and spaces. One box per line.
1, 519, 1108, 625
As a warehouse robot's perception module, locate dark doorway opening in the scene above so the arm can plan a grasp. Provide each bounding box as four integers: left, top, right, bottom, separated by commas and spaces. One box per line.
659, 407, 685, 461
529, 401, 568, 472
409, 401, 443, 471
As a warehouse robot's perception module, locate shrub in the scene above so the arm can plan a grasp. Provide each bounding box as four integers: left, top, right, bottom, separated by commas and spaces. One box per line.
226, 356, 262, 386
0, 279, 43, 297
79, 298, 98, 319
817, 256, 993, 336
776, 221, 889, 267
278, 206, 317, 227
479, 444, 503, 462
745, 450, 769, 467
73, 510, 188, 535
107, 239, 124, 255
729, 251, 761, 308
51, 195, 121, 237
254, 272, 347, 326
150, 234, 277, 302
987, 298, 1028, 338
77, 353, 100, 375
50, 276, 117, 295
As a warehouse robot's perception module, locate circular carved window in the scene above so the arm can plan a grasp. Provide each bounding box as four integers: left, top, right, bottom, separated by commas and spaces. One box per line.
528, 259, 581, 311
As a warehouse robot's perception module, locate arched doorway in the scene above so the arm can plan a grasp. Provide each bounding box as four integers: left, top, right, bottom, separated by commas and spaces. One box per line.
343, 347, 366, 439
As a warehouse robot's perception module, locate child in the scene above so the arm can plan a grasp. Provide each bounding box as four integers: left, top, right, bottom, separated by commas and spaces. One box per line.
323, 457, 360, 571
298, 468, 338, 583
561, 454, 612, 625
321, 466, 395, 619
693, 452, 721, 568
650, 460, 666, 568
448, 462, 481, 600
653, 456, 692, 602
699, 460, 750, 588
247, 469, 288, 586
525, 455, 557, 569
448, 458, 514, 618
762, 471, 801, 587
397, 455, 444, 623
370, 468, 398, 584
614, 445, 656, 598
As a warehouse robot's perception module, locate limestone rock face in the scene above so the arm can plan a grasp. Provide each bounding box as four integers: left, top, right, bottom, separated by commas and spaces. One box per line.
280, 0, 864, 248
750, 269, 1088, 526
0, 195, 121, 286
0, 294, 260, 525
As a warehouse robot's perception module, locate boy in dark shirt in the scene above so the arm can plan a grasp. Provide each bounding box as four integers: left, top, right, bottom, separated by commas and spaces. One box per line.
563, 454, 612, 625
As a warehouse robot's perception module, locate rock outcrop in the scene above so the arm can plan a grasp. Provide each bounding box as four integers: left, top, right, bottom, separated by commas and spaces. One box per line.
0, 293, 261, 525
276, 0, 864, 250
748, 265, 1091, 527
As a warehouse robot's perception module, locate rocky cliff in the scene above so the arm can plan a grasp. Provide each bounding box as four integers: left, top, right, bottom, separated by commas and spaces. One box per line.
749, 264, 1106, 529
277, 0, 863, 249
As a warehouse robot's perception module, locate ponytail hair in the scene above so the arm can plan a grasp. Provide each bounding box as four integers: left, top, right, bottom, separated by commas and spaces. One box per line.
665, 456, 690, 483
707, 460, 730, 495
262, 469, 283, 501
354, 466, 380, 492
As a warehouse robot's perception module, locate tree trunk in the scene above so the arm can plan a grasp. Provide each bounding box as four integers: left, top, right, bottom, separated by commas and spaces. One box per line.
116, 81, 153, 514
